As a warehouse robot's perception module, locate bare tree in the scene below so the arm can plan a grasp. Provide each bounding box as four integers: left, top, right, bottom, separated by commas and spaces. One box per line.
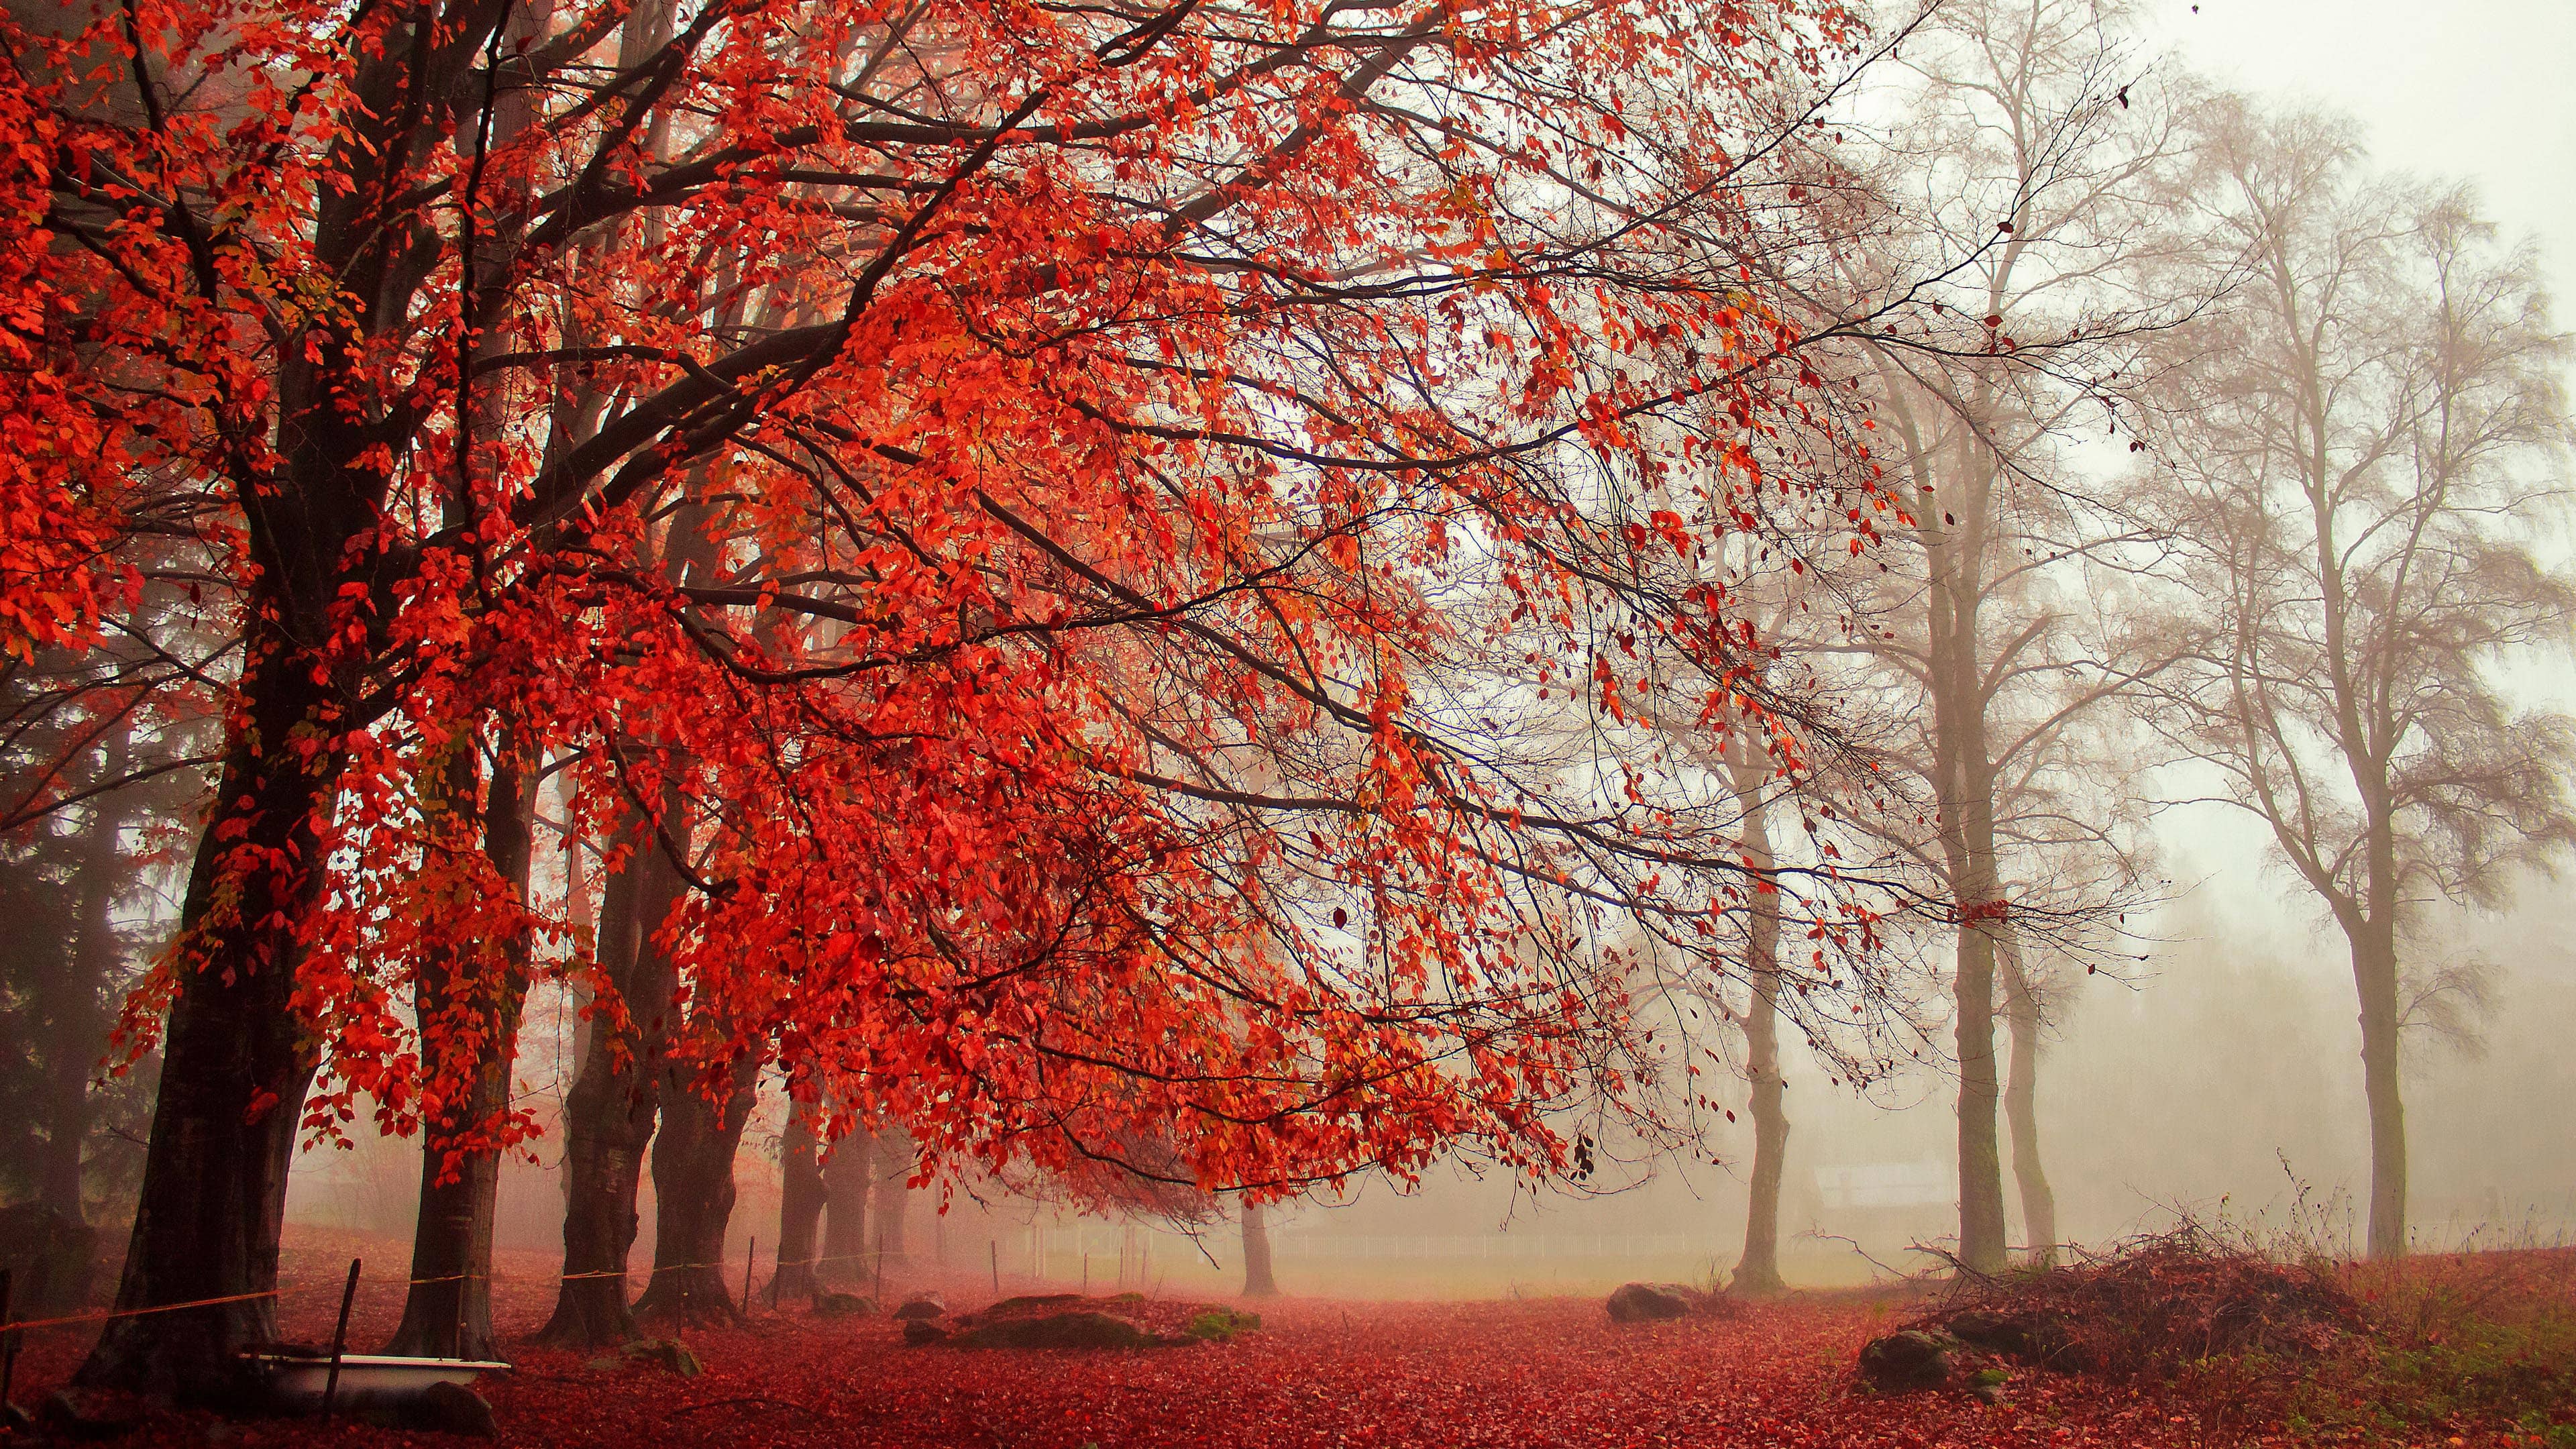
1828, 0, 2184, 1273
2143, 100, 2576, 1259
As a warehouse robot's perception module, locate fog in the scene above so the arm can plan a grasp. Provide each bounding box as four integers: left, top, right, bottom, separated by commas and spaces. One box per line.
268, 848, 2575, 1299
38, 0, 2571, 1309
13, 2, 2576, 1433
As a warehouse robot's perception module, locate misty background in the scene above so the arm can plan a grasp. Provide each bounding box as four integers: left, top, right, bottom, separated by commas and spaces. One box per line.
20, 0, 2576, 1301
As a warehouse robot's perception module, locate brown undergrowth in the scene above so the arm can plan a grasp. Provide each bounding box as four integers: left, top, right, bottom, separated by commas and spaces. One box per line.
1896, 1226, 2576, 1445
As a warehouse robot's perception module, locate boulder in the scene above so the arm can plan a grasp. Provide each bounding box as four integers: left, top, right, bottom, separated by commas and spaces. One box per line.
953, 1311, 1150, 1350
402, 1383, 498, 1438
892, 1293, 947, 1320
1857, 1330, 1956, 1392
38, 1387, 147, 1442
621, 1338, 703, 1377
983, 1293, 1082, 1313
814, 1292, 876, 1317
1944, 1309, 2066, 1363
901, 1319, 951, 1346
1605, 1283, 1693, 1323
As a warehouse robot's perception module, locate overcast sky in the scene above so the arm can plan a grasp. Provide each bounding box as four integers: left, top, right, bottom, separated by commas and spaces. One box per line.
2144, 0, 2576, 330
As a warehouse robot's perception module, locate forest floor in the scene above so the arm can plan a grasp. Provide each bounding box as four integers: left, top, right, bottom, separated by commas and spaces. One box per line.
6, 1229, 2571, 1449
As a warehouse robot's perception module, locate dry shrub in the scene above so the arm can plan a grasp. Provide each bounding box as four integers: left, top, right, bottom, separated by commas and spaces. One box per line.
1909, 1225, 2371, 1377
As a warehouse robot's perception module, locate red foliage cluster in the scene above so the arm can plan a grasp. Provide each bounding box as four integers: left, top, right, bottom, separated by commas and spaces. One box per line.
7, 0, 1902, 1210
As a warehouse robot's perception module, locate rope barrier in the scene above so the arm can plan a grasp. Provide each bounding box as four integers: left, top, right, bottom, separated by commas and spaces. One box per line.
0, 1247, 908, 1335
0, 1290, 282, 1336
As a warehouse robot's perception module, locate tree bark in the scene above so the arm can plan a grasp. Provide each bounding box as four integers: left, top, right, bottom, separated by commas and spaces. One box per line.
386, 731, 537, 1358
535, 801, 684, 1346
818, 1132, 871, 1286
1998, 940, 2057, 1265
2353, 918, 2407, 1259
1952, 920, 2008, 1275
633, 1043, 761, 1325
1240, 1201, 1279, 1297
1725, 732, 1788, 1295
1930, 502, 2009, 1278
76, 641, 340, 1398
773, 1112, 826, 1302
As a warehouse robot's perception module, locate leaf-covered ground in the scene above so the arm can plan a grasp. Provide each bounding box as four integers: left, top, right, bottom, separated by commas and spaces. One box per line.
9, 1232, 2567, 1448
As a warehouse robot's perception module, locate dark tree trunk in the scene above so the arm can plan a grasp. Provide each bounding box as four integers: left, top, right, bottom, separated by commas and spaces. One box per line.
2354, 920, 2407, 1259
1240, 1201, 1278, 1297
1953, 918, 2008, 1275
1998, 941, 2057, 1265
873, 1132, 910, 1264
76, 643, 340, 1399
818, 1133, 871, 1286
772, 1112, 826, 1303
386, 732, 537, 1358
535, 804, 684, 1346
1726, 734, 1788, 1294
1938, 647, 2007, 1277
633, 1044, 761, 1326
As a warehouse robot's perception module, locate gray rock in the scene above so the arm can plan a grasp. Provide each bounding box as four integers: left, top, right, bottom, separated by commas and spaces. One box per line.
814, 1291, 875, 1317
1605, 1282, 1693, 1323
621, 1338, 703, 1377
901, 1319, 951, 1346
892, 1293, 946, 1320
409, 1381, 498, 1438
1945, 1309, 2068, 1363
1857, 1329, 1957, 1392
982, 1293, 1081, 1313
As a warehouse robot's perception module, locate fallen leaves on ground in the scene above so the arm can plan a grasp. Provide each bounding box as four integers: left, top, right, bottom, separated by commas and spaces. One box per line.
9, 1232, 2562, 1448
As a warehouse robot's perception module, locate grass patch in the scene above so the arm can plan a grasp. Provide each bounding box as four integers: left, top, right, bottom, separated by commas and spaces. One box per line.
2277, 1249, 2576, 1440
1182, 1307, 1263, 1343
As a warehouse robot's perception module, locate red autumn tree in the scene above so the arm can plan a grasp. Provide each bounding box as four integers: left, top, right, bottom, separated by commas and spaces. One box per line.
5, 0, 1907, 1393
